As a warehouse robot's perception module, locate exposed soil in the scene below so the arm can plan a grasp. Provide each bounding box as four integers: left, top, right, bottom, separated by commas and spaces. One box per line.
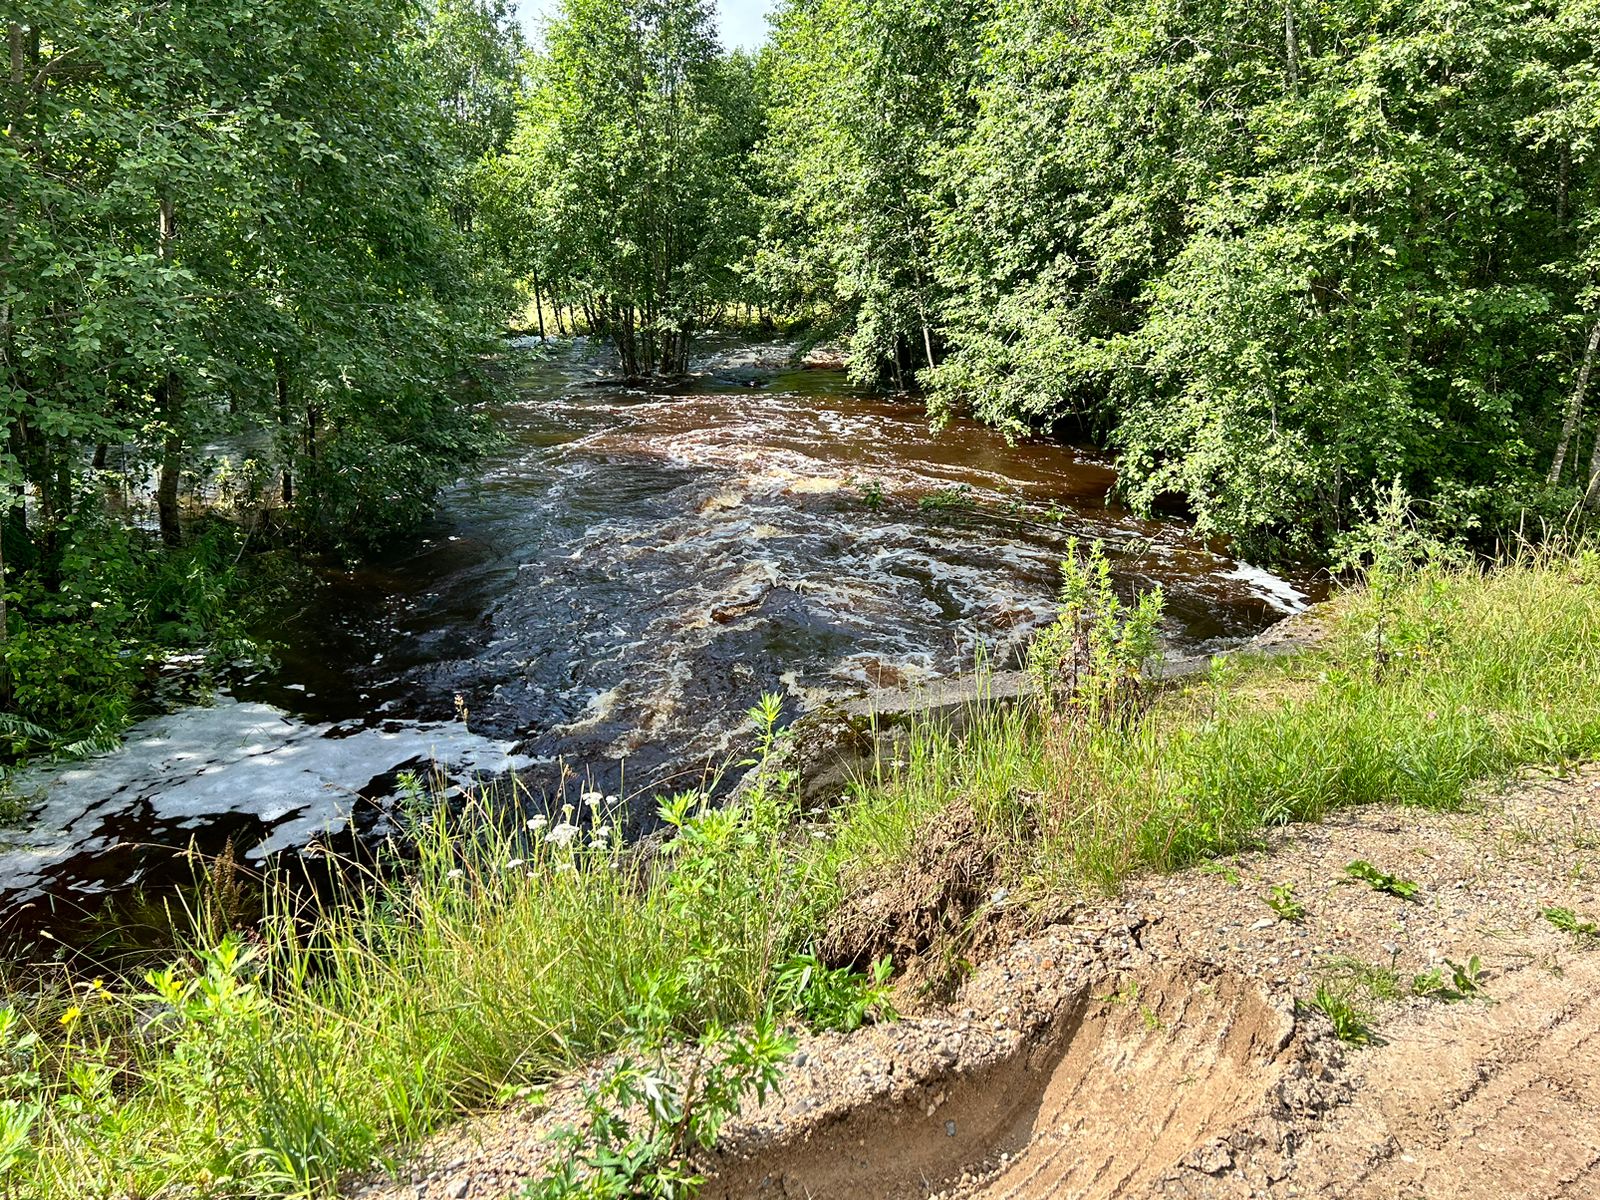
352, 765, 1600, 1200
817, 800, 1028, 995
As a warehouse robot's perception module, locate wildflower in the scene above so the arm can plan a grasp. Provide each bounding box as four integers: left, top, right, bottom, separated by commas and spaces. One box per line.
504, 858, 525, 870
546, 822, 580, 848
562, 803, 575, 820
604, 794, 618, 805
582, 791, 603, 810
60, 1004, 83, 1030
446, 868, 465, 880
555, 861, 577, 874
527, 815, 549, 832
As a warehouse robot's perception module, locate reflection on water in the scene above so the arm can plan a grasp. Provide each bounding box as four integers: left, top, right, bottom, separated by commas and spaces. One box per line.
1, 336, 1310, 923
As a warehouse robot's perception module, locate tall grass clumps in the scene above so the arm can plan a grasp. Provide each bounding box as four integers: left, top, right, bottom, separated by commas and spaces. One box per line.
844, 537, 1600, 896
1, 715, 846, 1199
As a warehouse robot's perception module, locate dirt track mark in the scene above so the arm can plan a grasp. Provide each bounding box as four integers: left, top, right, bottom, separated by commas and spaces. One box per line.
1288, 951, 1600, 1200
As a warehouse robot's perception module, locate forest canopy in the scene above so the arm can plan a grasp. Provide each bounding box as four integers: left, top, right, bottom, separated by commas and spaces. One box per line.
2, 0, 526, 747
753, 0, 1600, 557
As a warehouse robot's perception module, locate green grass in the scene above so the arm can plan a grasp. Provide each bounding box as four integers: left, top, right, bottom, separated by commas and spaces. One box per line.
5, 545, 1600, 1197
1305, 984, 1374, 1045
4, 769, 836, 1198
841, 545, 1600, 897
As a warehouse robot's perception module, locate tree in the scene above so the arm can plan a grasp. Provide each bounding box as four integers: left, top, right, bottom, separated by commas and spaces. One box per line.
763, 0, 987, 389
0, 0, 521, 743
512, 0, 755, 379
761, 0, 1600, 556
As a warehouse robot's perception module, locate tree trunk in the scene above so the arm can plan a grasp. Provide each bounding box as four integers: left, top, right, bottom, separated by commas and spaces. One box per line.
274, 354, 294, 504
532, 268, 547, 341
155, 195, 183, 547
1550, 317, 1600, 485
1587, 406, 1600, 509
1284, 4, 1300, 95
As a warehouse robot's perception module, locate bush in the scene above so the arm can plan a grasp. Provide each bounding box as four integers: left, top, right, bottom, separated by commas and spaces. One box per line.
1027, 538, 1164, 725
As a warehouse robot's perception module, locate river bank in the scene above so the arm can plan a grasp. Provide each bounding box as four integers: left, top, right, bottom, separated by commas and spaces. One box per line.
6, 543, 1598, 1198
367, 763, 1600, 1200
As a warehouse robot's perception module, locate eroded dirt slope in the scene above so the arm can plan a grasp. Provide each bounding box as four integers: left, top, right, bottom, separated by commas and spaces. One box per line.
356, 767, 1600, 1200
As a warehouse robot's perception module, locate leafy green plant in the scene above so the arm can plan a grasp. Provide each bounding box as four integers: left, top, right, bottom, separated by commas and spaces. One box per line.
1410, 967, 1450, 998
1027, 538, 1164, 725
1333, 483, 1465, 676
1265, 882, 1306, 922
521, 1016, 792, 1200
1198, 860, 1241, 887
1305, 985, 1373, 1045
772, 954, 896, 1033
857, 480, 885, 511
1411, 955, 1484, 1001
918, 485, 975, 512
1541, 906, 1600, 939
1345, 860, 1420, 900
1446, 956, 1483, 996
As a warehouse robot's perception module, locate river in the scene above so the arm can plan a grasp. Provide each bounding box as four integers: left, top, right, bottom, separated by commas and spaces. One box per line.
1, 336, 1311, 932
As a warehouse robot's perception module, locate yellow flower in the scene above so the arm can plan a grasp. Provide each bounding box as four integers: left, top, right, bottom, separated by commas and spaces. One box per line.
60, 1004, 84, 1030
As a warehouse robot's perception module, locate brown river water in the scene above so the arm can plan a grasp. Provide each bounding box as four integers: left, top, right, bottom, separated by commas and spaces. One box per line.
1, 336, 1312, 935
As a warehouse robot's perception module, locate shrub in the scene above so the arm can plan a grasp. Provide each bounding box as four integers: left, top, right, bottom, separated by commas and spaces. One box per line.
1027, 538, 1164, 725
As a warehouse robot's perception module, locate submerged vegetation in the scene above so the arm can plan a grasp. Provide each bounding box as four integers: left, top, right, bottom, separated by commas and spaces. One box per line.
6, 536, 1600, 1196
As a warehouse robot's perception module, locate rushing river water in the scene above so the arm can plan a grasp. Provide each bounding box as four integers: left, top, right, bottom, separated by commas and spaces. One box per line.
2, 337, 1311, 930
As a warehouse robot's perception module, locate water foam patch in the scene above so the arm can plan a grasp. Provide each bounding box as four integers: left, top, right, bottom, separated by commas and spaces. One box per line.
1222, 561, 1313, 614
0, 697, 528, 901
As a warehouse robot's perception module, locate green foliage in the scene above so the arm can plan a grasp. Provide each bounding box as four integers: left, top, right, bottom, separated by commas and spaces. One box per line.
1412, 955, 1484, 1001
859, 544, 1600, 892
772, 953, 896, 1033
9, 551, 1600, 1196
1541, 905, 1600, 939
856, 479, 885, 511
1, 522, 273, 765
1027, 538, 1164, 724
502, 0, 758, 378
522, 1016, 791, 1200
0, 0, 523, 760
1, 698, 831, 1197
762, 0, 1600, 555
1265, 883, 1305, 923
917, 485, 975, 512
762, 0, 987, 388
1306, 984, 1374, 1046
1345, 861, 1421, 901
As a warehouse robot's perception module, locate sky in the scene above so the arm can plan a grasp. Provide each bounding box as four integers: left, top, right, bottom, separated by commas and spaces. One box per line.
514, 1, 778, 52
